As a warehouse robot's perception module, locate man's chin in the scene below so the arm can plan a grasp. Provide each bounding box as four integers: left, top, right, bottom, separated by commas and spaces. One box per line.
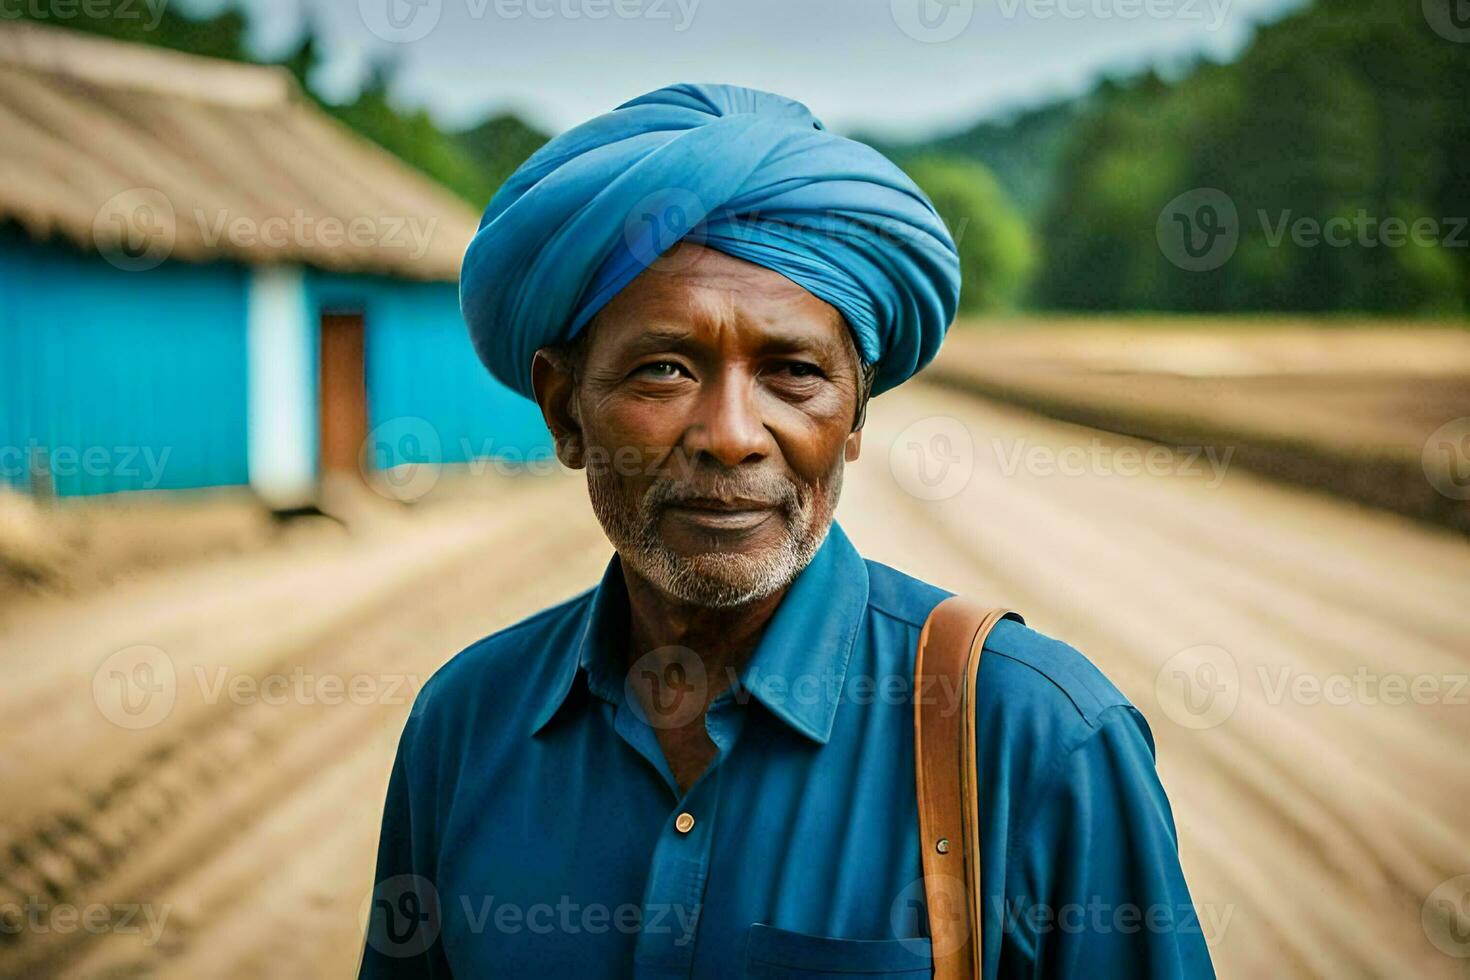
655, 507, 788, 558
630, 516, 834, 610
640, 547, 792, 609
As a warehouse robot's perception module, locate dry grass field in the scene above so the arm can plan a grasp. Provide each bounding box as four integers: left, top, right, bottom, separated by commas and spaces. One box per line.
2, 322, 1468, 978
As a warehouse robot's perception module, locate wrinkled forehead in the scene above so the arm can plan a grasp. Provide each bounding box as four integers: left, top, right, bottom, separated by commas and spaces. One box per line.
586, 243, 857, 363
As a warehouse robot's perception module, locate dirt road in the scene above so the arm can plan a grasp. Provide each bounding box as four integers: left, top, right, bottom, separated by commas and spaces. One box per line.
2, 382, 1467, 977
931, 323, 1470, 535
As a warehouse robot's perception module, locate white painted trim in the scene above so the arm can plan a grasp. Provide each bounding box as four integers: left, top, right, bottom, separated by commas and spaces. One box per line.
246, 265, 315, 508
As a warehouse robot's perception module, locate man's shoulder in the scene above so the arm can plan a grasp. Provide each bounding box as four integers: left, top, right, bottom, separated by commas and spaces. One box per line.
408, 585, 594, 730
862, 558, 1141, 744
972, 616, 1156, 822
863, 557, 951, 627
982, 618, 1139, 734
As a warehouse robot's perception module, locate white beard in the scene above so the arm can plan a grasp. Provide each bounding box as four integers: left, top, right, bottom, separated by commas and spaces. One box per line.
586, 457, 843, 609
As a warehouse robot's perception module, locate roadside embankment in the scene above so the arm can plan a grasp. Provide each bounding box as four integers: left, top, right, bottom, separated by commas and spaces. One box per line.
928, 319, 1470, 535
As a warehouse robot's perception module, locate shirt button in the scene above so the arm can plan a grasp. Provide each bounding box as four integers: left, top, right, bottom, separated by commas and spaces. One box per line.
674, 812, 695, 834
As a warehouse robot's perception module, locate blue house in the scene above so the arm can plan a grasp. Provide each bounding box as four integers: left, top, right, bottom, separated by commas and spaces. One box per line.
0, 21, 548, 507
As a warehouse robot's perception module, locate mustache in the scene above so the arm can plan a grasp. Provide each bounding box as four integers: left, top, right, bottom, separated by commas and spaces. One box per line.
642, 468, 802, 513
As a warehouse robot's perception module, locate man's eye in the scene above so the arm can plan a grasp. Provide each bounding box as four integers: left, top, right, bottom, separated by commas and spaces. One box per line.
633, 361, 685, 379
778, 361, 824, 379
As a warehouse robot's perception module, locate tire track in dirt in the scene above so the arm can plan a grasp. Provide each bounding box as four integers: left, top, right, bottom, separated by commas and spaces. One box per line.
0, 472, 610, 976
6, 383, 1469, 978
844, 384, 1470, 979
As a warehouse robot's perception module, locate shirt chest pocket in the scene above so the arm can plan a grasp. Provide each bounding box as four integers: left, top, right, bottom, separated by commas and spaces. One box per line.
743, 923, 933, 978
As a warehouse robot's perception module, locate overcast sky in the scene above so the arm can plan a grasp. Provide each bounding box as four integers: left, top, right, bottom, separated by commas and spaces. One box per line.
217, 0, 1303, 139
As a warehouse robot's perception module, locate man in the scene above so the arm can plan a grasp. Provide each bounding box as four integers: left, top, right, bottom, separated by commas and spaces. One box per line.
360, 83, 1214, 978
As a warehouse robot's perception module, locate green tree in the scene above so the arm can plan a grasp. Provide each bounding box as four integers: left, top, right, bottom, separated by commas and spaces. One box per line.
903, 156, 1035, 314
456, 115, 550, 207
327, 55, 499, 206
899, 0, 1470, 317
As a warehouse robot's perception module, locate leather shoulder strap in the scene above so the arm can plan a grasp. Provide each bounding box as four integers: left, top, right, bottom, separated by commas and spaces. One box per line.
913, 595, 1022, 980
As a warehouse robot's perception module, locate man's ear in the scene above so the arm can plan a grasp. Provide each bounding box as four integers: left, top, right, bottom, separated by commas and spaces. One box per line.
844, 428, 862, 463
531, 348, 586, 470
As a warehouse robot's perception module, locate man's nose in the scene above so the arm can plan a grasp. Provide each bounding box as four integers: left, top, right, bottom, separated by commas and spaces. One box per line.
683, 370, 774, 468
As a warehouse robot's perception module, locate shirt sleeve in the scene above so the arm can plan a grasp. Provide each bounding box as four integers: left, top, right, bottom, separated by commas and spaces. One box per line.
1001, 704, 1217, 979
357, 718, 453, 980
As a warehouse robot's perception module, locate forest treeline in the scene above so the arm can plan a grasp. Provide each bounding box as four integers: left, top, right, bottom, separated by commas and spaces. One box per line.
880, 0, 1470, 316
14, 0, 1470, 316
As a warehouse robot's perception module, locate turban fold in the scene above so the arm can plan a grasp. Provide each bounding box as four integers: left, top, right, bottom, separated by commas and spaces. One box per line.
460, 82, 961, 400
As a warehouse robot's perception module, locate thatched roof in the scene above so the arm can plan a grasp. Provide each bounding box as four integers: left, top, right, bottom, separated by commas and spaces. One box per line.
0, 21, 480, 281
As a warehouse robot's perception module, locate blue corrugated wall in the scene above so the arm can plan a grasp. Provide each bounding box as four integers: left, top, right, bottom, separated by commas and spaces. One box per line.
0, 234, 551, 497
307, 270, 552, 470
0, 231, 251, 495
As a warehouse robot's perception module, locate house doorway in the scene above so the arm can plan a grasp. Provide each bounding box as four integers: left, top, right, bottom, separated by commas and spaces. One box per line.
318, 312, 368, 477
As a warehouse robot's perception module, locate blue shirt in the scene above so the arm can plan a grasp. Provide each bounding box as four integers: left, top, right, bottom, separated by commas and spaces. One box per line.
360, 522, 1214, 979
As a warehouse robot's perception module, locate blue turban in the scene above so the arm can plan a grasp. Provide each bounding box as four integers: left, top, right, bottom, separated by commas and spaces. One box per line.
460, 83, 960, 401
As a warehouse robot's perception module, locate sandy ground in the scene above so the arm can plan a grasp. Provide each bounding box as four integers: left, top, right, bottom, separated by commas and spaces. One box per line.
1, 382, 1468, 978
939, 323, 1470, 455
933, 322, 1470, 536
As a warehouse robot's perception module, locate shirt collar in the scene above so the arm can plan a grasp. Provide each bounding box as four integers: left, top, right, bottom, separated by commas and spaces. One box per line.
529, 520, 870, 745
